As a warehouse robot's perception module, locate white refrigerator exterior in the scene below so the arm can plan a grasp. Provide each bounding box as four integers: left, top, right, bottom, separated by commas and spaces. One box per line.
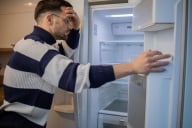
130, 0, 183, 128
181, 0, 192, 127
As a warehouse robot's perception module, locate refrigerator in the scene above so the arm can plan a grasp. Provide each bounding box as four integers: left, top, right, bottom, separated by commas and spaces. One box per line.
1, 0, 191, 128
43, 1, 187, 127
38, 0, 192, 127
78, 0, 192, 128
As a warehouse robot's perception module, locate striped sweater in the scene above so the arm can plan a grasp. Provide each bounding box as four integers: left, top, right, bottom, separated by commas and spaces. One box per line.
0, 26, 115, 127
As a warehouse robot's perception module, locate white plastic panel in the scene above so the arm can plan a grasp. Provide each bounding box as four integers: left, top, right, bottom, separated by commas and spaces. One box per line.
168, 0, 183, 127
182, 0, 192, 127
132, 0, 176, 31
128, 75, 146, 128
154, 0, 175, 23
145, 75, 172, 128
132, 0, 153, 31
144, 28, 174, 55
145, 61, 173, 128
144, 28, 176, 128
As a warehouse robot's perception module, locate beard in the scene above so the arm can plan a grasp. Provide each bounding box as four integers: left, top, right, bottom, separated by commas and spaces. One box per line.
58, 34, 68, 40
55, 31, 70, 40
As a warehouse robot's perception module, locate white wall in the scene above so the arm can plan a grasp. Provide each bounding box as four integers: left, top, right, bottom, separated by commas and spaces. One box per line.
0, 0, 37, 48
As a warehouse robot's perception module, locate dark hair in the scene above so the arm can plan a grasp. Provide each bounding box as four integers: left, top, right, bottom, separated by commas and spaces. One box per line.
34, 0, 72, 21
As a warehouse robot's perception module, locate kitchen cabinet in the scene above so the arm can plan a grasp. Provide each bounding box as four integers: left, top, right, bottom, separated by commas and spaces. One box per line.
132, 0, 175, 31
0, 48, 13, 53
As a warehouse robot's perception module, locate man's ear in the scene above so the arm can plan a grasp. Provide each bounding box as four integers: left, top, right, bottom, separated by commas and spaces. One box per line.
46, 14, 53, 25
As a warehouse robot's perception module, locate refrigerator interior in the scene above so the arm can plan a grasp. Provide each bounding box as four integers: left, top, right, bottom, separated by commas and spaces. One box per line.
87, 4, 144, 128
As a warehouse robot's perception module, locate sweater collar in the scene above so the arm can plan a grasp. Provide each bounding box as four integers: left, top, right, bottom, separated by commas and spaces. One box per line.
25, 26, 56, 45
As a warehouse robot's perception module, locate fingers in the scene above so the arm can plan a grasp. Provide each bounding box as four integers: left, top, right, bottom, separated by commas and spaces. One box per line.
148, 54, 171, 62
150, 60, 169, 67
129, 49, 171, 75
62, 7, 80, 29
64, 7, 77, 18
146, 50, 162, 57
145, 50, 171, 62
144, 50, 171, 73
149, 67, 166, 72
142, 62, 168, 74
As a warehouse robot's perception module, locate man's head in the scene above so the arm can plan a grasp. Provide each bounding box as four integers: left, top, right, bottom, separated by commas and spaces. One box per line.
34, 0, 79, 40
34, 0, 72, 22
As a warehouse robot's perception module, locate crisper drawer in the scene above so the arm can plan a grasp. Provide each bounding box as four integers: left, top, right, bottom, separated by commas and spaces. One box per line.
98, 113, 128, 128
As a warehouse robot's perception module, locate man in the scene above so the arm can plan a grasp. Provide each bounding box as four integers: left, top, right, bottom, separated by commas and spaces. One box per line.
0, 0, 170, 128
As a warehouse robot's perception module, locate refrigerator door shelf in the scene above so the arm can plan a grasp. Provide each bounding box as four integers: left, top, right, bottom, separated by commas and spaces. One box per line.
132, 0, 175, 31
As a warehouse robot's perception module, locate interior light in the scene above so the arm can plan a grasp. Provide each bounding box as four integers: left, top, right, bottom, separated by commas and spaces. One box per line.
105, 14, 134, 18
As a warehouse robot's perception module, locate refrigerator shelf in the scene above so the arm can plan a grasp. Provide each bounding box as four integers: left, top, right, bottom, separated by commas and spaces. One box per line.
99, 41, 144, 64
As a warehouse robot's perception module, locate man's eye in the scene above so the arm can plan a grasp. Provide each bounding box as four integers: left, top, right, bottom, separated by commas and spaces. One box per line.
64, 18, 70, 24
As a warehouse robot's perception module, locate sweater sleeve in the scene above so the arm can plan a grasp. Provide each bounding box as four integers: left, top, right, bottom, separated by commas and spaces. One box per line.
89, 65, 115, 88
66, 29, 80, 49
56, 29, 80, 57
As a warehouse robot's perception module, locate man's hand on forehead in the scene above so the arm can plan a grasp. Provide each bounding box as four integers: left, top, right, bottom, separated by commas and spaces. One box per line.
61, 7, 80, 30
61, 7, 75, 17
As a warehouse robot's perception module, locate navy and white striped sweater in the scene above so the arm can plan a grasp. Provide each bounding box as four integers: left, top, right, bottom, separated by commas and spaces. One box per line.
0, 26, 115, 127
